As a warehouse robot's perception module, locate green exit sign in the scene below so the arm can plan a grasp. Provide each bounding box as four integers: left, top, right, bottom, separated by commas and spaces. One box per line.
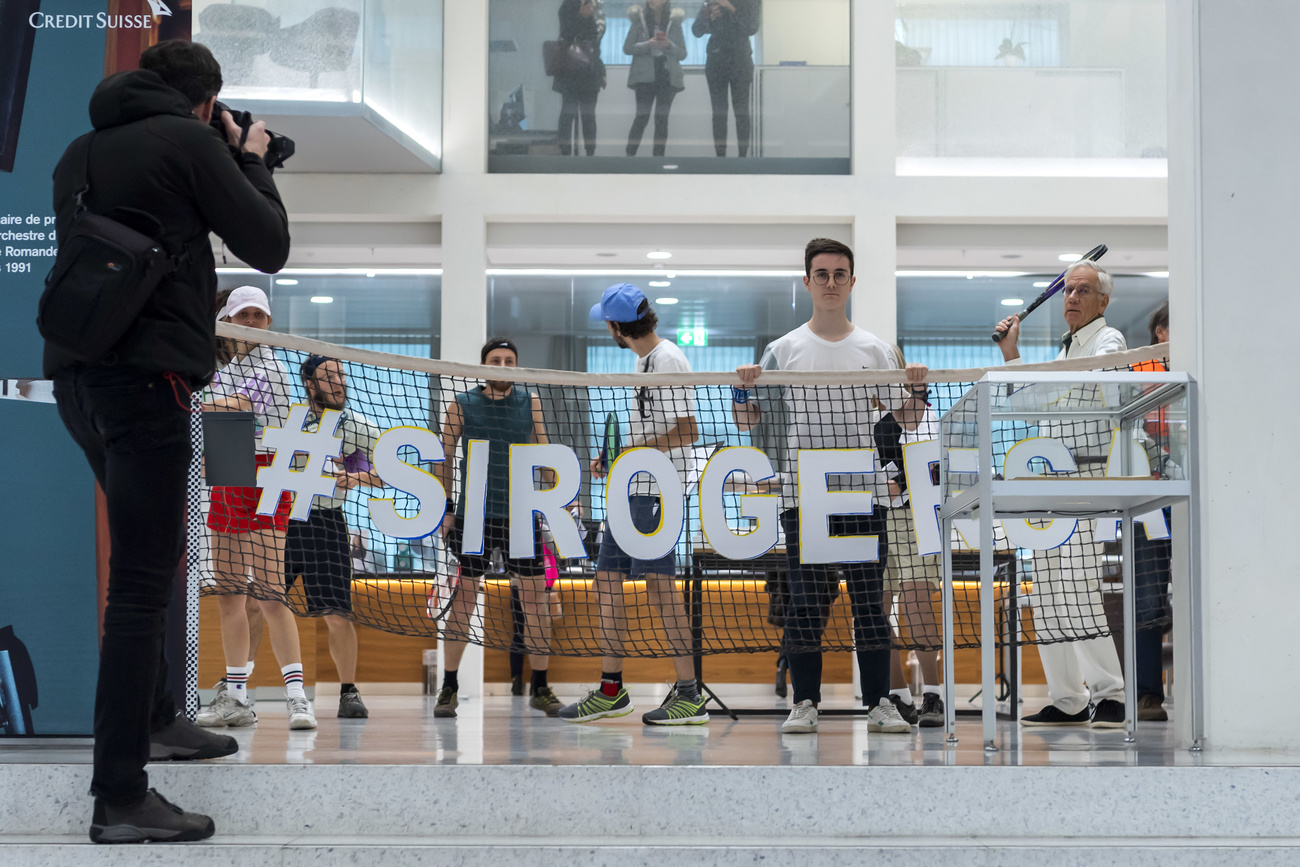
677, 327, 708, 347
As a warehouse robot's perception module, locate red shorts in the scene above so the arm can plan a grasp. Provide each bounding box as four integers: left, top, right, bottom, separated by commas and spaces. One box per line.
207, 453, 292, 534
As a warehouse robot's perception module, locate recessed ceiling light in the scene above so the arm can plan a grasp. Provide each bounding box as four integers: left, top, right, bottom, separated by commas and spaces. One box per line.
310, 296, 334, 304
966, 274, 974, 279
1001, 297, 1024, 307
275, 278, 298, 286
1058, 253, 1082, 262
663, 165, 679, 170
366, 272, 376, 278
665, 272, 677, 279
597, 252, 618, 257
647, 251, 672, 260
649, 281, 671, 287
655, 297, 679, 305
1033, 281, 1051, 288
1144, 271, 1169, 278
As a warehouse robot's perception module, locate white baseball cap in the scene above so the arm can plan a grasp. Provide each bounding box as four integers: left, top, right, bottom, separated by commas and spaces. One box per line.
218, 285, 271, 321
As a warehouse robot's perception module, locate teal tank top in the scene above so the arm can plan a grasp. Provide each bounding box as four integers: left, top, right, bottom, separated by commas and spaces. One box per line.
455, 386, 535, 519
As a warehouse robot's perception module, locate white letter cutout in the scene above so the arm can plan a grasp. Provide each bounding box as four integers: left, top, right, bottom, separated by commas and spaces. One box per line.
605, 447, 685, 561
698, 447, 779, 560
368, 426, 448, 540
797, 449, 879, 565
508, 443, 587, 559
1000, 437, 1077, 550
1096, 432, 1171, 542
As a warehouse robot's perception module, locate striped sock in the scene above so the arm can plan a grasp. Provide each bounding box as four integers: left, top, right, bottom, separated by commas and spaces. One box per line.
281, 664, 306, 700
226, 666, 249, 704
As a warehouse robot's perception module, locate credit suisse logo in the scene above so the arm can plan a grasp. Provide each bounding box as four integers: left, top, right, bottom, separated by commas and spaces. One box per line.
30, 1, 172, 29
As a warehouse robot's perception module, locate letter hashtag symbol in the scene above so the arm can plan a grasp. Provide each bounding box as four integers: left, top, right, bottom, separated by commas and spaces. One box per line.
256, 404, 344, 521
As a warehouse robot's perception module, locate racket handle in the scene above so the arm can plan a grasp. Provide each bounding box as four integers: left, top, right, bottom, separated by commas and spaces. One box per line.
992, 329, 1006, 343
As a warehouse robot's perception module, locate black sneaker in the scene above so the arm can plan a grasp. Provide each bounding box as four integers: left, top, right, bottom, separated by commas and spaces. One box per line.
1090, 699, 1126, 729
433, 686, 458, 718
90, 789, 215, 844
918, 693, 945, 728
888, 694, 920, 726
149, 713, 238, 761
338, 691, 369, 719
1020, 704, 1091, 727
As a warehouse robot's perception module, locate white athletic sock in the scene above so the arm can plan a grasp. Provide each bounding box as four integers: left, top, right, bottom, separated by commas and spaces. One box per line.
281, 664, 306, 701
923, 684, 941, 698
246, 659, 256, 679
890, 686, 914, 706
226, 666, 249, 704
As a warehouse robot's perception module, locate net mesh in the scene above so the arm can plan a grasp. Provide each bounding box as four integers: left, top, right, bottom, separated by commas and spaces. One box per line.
196, 324, 1175, 660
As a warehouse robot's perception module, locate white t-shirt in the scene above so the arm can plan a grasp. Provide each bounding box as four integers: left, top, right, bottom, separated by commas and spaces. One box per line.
758, 323, 908, 503
207, 343, 290, 454
627, 339, 696, 497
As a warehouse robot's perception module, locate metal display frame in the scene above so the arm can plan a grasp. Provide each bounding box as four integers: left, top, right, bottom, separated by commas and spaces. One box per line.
937, 371, 1199, 752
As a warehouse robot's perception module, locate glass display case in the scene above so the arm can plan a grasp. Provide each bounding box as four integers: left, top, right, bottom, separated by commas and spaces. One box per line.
196, 0, 443, 170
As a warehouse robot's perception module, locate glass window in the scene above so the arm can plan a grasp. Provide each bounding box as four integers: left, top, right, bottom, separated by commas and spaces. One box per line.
896, 0, 1167, 174
488, 0, 850, 174
196, 0, 443, 169
897, 272, 1169, 374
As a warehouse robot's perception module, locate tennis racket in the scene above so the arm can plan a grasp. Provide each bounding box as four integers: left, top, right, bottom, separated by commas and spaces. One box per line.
992, 243, 1108, 343
598, 410, 620, 473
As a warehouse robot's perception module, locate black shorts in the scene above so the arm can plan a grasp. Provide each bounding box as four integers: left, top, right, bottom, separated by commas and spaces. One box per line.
285, 507, 353, 614
448, 515, 545, 577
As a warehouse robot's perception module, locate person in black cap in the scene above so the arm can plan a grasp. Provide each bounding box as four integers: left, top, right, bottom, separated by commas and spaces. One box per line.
432, 338, 566, 718
279, 355, 384, 719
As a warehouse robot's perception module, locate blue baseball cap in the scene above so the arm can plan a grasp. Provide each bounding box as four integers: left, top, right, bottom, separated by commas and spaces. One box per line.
589, 283, 648, 323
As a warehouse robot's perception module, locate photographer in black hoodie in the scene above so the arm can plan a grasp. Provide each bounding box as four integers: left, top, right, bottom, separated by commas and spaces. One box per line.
46, 40, 289, 844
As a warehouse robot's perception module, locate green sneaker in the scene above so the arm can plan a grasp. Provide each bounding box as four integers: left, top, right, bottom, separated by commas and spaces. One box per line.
529, 685, 563, 717
641, 691, 709, 726
557, 687, 634, 723
433, 687, 458, 718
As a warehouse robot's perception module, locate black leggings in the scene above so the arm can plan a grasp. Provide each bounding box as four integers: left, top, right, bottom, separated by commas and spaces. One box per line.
705, 51, 753, 157
558, 94, 598, 156
627, 83, 678, 156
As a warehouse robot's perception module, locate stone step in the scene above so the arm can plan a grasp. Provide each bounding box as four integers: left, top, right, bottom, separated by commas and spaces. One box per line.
3, 763, 1297, 839
2, 835, 1299, 867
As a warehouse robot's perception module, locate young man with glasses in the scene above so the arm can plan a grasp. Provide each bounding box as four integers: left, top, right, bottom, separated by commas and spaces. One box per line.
994, 260, 1129, 728
733, 239, 930, 734
557, 284, 705, 725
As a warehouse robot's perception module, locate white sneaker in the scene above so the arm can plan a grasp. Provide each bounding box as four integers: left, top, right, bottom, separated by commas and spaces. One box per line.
287, 696, 317, 730
866, 700, 912, 733
781, 699, 819, 733
196, 692, 256, 728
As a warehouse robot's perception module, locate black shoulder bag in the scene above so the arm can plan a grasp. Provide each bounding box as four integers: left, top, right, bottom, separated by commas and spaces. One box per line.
37, 132, 185, 362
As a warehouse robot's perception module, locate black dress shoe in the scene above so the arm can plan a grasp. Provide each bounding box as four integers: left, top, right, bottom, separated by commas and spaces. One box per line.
1020, 704, 1091, 727
150, 713, 238, 761
90, 789, 215, 843
1090, 699, 1126, 728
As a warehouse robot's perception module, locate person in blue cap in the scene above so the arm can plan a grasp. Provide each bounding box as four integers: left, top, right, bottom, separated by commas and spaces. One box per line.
557, 284, 706, 725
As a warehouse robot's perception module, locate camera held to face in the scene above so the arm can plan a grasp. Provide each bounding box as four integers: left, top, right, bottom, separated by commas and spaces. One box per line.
210, 100, 296, 171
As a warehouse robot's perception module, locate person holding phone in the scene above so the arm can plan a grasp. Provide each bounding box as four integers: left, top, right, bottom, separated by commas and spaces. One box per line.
624, 2, 687, 156
692, 0, 761, 157
553, 0, 607, 156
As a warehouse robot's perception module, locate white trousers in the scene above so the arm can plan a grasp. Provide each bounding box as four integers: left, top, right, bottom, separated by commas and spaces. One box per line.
1033, 516, 1125, 714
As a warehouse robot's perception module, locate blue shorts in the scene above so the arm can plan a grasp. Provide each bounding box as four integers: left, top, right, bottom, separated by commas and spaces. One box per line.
595, 494, 677, 578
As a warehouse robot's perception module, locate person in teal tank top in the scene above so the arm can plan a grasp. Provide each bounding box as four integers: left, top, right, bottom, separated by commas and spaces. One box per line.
432, 338, 566, 718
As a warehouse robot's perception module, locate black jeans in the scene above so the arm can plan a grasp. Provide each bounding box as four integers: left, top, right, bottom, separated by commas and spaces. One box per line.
53, 366, 192, 805
1134, 514, 1173, 701
627, 82, 678, 156
780, 509, 891, 706
558, 94, 598, 155
705, 51, 753, 156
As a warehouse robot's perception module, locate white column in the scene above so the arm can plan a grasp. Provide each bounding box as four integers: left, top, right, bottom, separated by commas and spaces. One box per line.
1167, 0, 1300, 750
439, 0, 489, 366
849, 0, 898, 345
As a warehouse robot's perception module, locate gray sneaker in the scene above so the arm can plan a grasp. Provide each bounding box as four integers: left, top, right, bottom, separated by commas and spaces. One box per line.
195, 692, 256, 728
529, 686, 563, 717
338, 691, 369, 719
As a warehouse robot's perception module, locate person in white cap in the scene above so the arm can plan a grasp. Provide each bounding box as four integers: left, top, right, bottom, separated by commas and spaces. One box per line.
198, 286, 316, 731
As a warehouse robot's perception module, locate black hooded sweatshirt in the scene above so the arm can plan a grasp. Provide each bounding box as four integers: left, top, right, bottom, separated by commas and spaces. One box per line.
43, 70, 290, 383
